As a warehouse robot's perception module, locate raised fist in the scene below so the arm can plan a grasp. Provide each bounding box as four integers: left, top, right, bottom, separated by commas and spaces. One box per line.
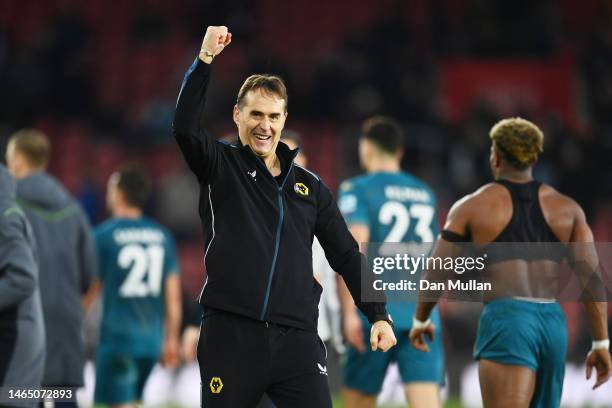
199, 26, 232, 63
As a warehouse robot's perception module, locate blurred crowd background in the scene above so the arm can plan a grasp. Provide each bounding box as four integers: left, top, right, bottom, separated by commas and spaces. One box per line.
1, 0, 612, 404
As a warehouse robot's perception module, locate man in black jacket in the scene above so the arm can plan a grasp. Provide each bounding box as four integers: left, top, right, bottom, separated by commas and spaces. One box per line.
173, 26, 396, 408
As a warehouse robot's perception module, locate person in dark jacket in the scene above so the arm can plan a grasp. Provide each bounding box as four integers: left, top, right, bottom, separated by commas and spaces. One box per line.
0, 163, 45, 408
6, 129, 97, 404
173, 26, 396, 408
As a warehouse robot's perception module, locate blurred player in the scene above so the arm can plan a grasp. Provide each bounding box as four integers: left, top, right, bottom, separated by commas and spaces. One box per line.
411, 118, 611, 407
6, 129, 96, 405
92, 165, 182, 407
338, 116, 444, 408
0, 163, 45, 407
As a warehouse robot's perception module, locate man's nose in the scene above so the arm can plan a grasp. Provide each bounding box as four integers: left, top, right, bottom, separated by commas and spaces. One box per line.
259, 117, 271, 131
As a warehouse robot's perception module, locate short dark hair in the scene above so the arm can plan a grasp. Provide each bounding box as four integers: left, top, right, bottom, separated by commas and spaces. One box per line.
236, 74, 288, 112
361, 116, 404, 154
115, 164, 151, 209
9, 129, 51, 169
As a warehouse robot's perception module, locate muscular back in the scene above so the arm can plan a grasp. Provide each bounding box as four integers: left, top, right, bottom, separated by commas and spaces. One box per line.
453, 181, 586, 245
444, 179, 593, 300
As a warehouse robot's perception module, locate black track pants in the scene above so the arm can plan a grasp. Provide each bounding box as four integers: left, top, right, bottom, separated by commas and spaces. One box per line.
197, 310, 332, 408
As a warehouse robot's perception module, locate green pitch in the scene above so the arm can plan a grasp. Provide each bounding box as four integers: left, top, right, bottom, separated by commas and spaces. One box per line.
331, 395, 465, 407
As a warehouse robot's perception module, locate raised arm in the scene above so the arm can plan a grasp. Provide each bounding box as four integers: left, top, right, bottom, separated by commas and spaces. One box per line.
173, 26, 232, 182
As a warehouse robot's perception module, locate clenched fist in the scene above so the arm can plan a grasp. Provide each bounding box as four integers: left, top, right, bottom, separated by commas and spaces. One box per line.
409, 321, 436, 352
370, 320, 397, 352
199, 26, 232, 64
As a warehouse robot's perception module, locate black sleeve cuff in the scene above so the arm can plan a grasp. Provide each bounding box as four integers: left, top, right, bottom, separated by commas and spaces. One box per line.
370, 313, 394, 327
364, 303, 390, 324
441, 229, 470, 242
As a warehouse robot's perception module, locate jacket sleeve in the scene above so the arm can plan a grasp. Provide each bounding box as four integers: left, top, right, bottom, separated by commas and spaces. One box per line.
77, 209, 97, 294
0, 211, 37, 311
314, 181, 389, 324
173, 57, 220, 183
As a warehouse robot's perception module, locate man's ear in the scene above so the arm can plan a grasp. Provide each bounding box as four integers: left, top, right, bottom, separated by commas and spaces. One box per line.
233, 105, 240, 125
493, 149, 503, 168
114, 188, 124, 206
9, 151, 27, 176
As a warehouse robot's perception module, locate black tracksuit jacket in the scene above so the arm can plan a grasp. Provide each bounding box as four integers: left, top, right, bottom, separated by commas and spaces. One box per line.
173, 58, 388, 332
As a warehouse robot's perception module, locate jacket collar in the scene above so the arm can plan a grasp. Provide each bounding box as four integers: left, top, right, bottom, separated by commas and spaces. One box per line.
235, 139, 299, 174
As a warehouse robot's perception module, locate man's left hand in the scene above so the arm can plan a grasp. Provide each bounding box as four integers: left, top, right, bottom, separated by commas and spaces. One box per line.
586, 348, 612, 389
370, 320, 397, 352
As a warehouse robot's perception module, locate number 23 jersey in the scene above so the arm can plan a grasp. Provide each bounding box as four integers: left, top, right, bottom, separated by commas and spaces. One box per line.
338, 172, 439, 330
95, 217, 179, 356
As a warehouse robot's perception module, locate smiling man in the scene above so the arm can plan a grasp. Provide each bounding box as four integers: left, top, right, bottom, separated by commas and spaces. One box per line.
173, 26, 396, 408
233, 80, 286, 172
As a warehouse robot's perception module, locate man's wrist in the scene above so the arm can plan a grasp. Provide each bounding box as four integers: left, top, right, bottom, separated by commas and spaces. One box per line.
198, 49, 215, 64
372, 314, 394, 328
412, 316, 432, 330
592, 339, 610, 351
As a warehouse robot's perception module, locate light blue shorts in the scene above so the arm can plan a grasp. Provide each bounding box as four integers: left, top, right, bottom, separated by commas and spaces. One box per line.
474, 299, 567, 408
343, 312, 444, 395
94, 346, 158, 405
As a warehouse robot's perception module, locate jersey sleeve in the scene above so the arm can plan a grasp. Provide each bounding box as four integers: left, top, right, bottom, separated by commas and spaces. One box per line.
163, 232, 180, 277
337, 180, 369, 226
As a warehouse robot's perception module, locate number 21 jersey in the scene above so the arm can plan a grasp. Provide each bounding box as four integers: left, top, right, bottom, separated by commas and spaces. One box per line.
95, 217, 179, 356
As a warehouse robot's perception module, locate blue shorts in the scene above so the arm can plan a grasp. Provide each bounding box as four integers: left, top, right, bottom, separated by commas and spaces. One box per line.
474, 299, 567, 408
343, 316, 445, 395
94, 347, 158, 405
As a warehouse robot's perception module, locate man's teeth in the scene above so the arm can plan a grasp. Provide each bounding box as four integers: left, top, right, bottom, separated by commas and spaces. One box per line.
254, 134, 271, 141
